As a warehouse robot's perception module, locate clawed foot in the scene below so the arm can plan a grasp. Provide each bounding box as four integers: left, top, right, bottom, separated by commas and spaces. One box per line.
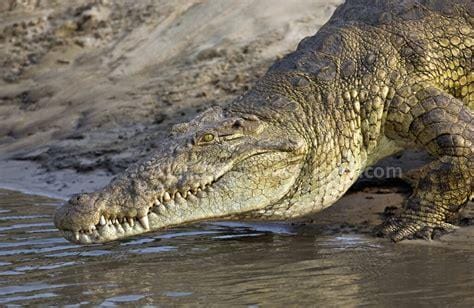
374, 216, 459, 242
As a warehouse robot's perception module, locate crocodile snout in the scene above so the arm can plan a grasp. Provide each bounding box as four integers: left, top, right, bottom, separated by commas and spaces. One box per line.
54, 192, 100, 233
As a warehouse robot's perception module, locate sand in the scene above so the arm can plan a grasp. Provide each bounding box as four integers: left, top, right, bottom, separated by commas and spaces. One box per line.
0, 0, 472, 246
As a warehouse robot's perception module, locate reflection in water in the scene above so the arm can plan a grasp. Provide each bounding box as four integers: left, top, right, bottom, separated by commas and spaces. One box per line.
0, 189, 472, 306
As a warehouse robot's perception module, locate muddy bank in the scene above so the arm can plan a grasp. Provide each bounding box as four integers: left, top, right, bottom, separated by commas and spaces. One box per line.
0, 0, 341, 180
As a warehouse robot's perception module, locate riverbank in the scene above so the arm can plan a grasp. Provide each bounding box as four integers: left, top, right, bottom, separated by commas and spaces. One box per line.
1, 0, 341, 195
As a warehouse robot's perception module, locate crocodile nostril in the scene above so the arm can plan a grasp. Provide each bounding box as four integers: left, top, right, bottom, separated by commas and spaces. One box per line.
75, 195, 85, 202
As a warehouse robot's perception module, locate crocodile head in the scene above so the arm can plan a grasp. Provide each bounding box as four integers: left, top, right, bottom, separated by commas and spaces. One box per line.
54, 103, 308, 244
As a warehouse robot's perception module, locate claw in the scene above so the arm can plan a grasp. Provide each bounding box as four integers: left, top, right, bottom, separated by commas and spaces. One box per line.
375, 216, 459, 242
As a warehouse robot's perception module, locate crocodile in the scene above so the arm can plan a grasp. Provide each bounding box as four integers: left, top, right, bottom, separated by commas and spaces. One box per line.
54, 0, 473, 244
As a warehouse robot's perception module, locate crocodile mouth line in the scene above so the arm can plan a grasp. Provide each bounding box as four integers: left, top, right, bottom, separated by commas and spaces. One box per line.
63, 177, 219, 243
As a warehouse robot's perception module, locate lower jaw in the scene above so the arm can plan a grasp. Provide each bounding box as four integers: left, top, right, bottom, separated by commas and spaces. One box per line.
64, 177, 299, 244
62, 198, 235, 244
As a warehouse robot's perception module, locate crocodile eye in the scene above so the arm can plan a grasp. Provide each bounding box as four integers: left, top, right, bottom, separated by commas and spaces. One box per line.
200, 133, 215, 143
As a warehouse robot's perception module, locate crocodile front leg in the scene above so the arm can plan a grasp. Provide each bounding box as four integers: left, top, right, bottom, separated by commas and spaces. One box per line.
378, 86, 473, 242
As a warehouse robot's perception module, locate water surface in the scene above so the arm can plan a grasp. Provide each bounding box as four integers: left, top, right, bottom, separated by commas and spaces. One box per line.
0, 189, 473, 306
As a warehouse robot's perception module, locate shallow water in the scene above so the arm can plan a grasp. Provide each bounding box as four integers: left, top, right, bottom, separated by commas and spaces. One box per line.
0, 189, 473, 306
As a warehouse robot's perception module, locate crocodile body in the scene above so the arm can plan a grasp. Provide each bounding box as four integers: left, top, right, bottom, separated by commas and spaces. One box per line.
55, 0, 473, 244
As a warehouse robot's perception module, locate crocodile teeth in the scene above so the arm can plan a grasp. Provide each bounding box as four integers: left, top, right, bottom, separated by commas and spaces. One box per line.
139, 215, 150, 230
74, 232, 80, 241
100, 215, 106, 226
128, 217, 135, 227
187, 193, 198, 202
175, 192, 182, 199
164, 192, 171, 202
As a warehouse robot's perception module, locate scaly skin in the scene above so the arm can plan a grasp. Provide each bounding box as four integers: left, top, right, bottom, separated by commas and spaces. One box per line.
54, 0, 473, 244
